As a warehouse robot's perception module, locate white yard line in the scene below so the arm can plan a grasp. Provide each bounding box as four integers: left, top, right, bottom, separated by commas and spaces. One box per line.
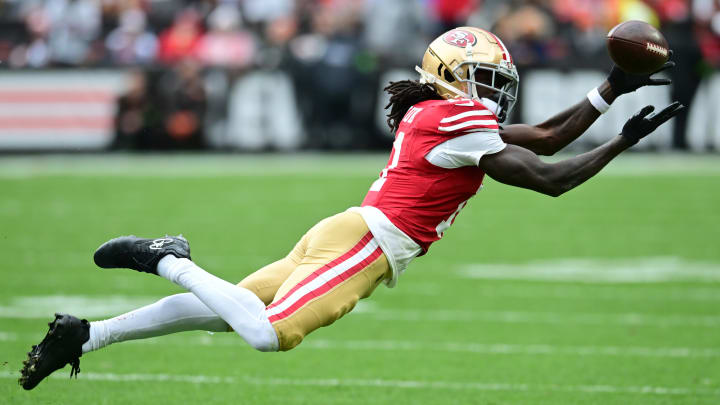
302, 340, 720, 358
0, 154, 386, 178
458, 257, 720, 284
0, 153, 718, 178
350, 299, 720, 328
243, 377, 720, 396
3, 331, 718, 359
1, 295, 718, 328
0, 295, 159, 319
0, 371, 717, 396
353, 308, 720, 327
0, 370, 235, 384
393, 282, 720, 302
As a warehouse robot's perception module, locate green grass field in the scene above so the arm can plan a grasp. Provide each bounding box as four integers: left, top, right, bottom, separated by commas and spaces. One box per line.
1, 153, 719, 405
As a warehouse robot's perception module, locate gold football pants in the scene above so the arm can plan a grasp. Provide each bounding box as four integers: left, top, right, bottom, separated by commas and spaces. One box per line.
237, 211, 390, 351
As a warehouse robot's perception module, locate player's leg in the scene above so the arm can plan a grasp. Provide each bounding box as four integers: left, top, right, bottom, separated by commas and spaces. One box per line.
155, 257, 279, 351
153, 219, 327, 348
84, 253, 307, 353
82, 293, 229, 352
19, 293, 230, 390
77, 238, 309, 353
35, 231, 310, 354
141, 212, 389, 352
236, 258, 298, 305
235, 221, 316, 305
266, 211, 391, 351
19, 234, 307, 390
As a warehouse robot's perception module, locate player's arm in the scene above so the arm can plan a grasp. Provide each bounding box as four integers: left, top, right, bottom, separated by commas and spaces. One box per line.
482, 102, 683, 197
500, 62, 675, 156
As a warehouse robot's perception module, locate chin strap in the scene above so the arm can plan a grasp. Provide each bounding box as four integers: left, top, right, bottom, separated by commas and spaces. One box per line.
480, 97, 504, 117
415, 66, 470, 99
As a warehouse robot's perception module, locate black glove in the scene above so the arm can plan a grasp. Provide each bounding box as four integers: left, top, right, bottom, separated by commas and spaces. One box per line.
620, 102, 685, 145
607, 55, 675, 96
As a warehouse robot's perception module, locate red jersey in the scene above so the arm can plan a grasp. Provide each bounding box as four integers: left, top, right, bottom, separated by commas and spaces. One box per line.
361, 98, 503, 252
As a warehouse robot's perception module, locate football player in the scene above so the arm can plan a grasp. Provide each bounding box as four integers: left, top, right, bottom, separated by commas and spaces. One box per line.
19, 27, 682, 390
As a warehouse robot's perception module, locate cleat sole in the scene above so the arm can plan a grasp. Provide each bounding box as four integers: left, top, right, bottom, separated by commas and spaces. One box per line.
18, 313, 90, 390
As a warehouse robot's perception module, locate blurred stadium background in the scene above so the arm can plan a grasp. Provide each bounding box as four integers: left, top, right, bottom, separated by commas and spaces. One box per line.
1, 1, 719, 404
0, 0, 718, 152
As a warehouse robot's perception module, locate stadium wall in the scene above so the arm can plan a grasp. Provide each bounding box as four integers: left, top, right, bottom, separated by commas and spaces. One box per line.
0, 68, 716, 152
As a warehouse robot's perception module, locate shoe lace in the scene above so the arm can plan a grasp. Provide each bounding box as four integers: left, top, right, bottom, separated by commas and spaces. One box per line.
69, 358, 81, 379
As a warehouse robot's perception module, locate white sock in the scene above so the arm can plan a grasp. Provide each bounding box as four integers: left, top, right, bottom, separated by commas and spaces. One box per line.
81, 293, 228, 353
156, 255, 279, 352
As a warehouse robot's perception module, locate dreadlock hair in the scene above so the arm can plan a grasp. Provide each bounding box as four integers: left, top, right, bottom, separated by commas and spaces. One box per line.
384, 80, 443, 133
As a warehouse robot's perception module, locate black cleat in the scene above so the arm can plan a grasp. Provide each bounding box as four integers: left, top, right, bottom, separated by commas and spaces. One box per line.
94, 235, 191, 274
19, 313, 90, 390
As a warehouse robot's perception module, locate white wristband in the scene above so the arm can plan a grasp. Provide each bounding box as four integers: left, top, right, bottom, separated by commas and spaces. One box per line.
587, 87, 611, 114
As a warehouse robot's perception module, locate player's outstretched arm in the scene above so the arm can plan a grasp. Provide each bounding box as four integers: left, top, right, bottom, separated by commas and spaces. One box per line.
500, 61, 675, 156
482, 102, 684, 197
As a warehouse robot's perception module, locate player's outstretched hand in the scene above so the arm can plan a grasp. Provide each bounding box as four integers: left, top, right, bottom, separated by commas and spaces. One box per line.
620, 101, 685, 145
607, 51, 675, 96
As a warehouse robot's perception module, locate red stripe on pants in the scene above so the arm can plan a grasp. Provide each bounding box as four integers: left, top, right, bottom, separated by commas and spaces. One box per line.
266, 231, 373, 312
268, 246, 383, 323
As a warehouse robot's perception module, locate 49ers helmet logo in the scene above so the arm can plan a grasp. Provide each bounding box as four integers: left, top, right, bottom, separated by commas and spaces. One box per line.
442, 30, 477, 48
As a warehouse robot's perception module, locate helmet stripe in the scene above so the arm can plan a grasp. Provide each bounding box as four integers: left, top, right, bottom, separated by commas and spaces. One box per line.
479, 29, 513, 64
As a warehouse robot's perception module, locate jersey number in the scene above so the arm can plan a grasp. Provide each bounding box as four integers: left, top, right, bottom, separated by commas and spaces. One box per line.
371, 129, 469, 239
369, 131, 404, 192
435, 199, 469, 238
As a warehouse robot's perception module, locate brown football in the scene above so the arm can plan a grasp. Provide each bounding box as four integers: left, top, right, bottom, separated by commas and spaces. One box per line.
607, 20, 670, 74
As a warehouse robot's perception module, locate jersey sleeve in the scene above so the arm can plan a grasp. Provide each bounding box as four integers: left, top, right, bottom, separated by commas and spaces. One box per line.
425, 99, 506, 168
436, 99, 500, 135
425, 132, 506, 168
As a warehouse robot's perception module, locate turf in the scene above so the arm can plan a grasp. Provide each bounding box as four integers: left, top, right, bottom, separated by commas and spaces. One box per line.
0, 154, 718, 404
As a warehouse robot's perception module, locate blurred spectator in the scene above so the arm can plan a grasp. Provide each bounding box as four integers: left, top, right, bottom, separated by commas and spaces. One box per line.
1, 0, 716, 72
493, 2, 560, 65
363, 0, 430, 66
1, 0, 717, 150
157, 59, 207, 148
290, 0, 375, 149
9, 3, 51, 67
195, 4, 256, 68
45, 0, 101, 66
258, 15, 299, 68
692, 0, 720, 66
431, 0, 478, 34
114, 69, 158, 149
105, 6, 157, 65
241, 0, 295, 25
115, 62, 207, 150
157, 9, 202, 64
653, 0, 704, 148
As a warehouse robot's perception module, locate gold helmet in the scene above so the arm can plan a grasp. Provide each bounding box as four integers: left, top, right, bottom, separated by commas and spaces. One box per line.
416, 27, 519, 122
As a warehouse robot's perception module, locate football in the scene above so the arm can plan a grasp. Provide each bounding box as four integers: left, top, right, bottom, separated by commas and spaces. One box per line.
606, 20, 670, 74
